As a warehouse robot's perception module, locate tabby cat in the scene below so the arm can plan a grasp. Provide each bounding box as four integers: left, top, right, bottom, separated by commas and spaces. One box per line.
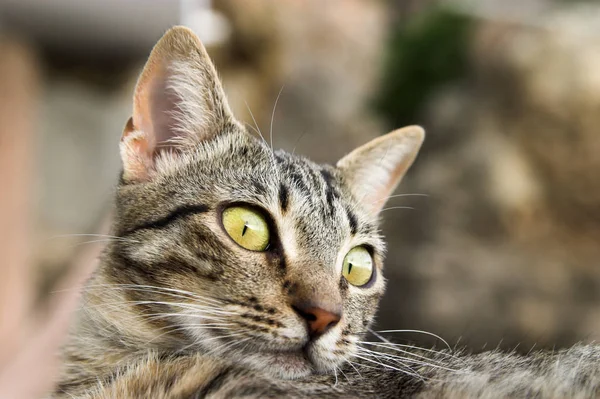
54, 27, 600, 398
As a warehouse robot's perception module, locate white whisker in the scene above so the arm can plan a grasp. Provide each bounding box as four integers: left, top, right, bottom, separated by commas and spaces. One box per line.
376, 329, 451, 350
245, 101, 268, 147
90, 300, 235, 316
357, 345, 459, 372
83, 283, 225, 305
47, 233, 139, 243
361, 341, 459, 361
370, 193, 429, 206
338, 365, 350, 384
333, 365, 339, 386
379, 206, 415, 213
269, 85, 285, 151
346, 358, 363, 378
352, 352, 424, 381
291, 130, 308, 156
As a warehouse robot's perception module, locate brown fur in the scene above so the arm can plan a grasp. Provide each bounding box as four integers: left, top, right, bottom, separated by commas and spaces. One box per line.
53, 26, 600, 399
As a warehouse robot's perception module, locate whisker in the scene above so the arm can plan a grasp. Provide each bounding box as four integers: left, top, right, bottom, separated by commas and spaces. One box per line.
291, 130, 308, 156
84, 300, 235, 317
174, 323, 235, 328
387, 193, 429, 199
333, 365, 338, 386
361, 341, 459, 361
356, 349, 434, 380
142, 313, 229, 325
244, 122, 262, 137
352, 352, 424, 381
269, 85, 285, 151
80, 300, 228, 321
83, 296, 226, 310
346, 358, 363, 378
198, 332, 251, 355
359, 343, 448, 367
230, 336, 254, 355
376, 329, 452, 350
338, 365, 350, 384
176, 331, 248, 355
69, 239, 124, 248
357, 346, 420, 368
379, 206, 416, 213
82, 284, 224, 305
146, 322, 235, 344
369, 329, 393, 345
356, 348, 454, 383
210, 336, 253, 356
47, 233, 139, 243
357, 346, 459, 372
80, 305, 230, 330
370, 193, 429, 206
245, 101, 268, 147
244, 99, 280, 181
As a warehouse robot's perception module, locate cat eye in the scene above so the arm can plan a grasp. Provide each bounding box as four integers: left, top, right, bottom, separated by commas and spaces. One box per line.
222, 206, 270, 251
342, 246, 373, 287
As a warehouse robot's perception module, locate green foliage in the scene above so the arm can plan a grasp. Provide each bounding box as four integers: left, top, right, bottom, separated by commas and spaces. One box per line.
373, 7, 473, 128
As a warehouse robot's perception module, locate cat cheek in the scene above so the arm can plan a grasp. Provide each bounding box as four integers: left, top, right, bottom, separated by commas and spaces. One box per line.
124, 237, 172, 263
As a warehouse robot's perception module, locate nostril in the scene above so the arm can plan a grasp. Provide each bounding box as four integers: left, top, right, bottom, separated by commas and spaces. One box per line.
292, 303, 342, 338
292, 305, 317, 321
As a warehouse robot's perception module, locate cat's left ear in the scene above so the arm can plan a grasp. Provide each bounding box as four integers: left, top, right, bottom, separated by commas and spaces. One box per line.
337, 126, 425, 216
120, 26, 236, 182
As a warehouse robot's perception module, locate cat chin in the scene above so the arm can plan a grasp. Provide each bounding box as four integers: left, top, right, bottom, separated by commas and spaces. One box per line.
305, 342, 348, 375
237, 350, 314, 379
231, 343, 343, 379
232, 342, 345, 380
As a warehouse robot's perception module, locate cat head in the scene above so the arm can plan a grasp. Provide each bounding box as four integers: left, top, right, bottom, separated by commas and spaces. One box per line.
107, 26, 424, 379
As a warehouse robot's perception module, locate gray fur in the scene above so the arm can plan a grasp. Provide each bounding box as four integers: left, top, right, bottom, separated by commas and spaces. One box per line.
53, 27, 600, 398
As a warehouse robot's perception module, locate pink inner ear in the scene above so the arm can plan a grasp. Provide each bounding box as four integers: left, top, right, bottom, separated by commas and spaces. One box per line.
373, 156, 414, 213
146, 70, 184, 153
118, 26, 235, 183
121, 61, 185, 182
134, 63, 183, 153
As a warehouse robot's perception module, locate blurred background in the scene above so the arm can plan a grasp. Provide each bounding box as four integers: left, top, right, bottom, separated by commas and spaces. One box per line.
2, 0, 600, 355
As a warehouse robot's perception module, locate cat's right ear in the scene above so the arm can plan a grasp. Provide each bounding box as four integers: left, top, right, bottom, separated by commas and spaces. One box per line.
120, 26, 235, 182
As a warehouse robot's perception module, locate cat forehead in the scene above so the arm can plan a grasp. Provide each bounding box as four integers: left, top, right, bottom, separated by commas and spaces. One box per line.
197, 133, 378, 234
118, 130, 380, 246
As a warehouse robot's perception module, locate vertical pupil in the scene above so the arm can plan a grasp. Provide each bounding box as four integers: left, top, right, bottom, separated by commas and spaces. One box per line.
348, 262, 353, 274
242, 223, 248, 236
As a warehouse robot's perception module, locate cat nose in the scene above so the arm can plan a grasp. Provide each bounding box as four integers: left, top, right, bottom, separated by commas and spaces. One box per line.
292, 302, 341, 338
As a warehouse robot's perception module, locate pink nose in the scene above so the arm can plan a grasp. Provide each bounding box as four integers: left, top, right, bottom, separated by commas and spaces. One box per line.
293, 304, 341, 337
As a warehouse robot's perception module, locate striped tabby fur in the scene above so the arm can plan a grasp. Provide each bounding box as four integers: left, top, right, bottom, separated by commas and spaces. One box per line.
54, 27, 600, 398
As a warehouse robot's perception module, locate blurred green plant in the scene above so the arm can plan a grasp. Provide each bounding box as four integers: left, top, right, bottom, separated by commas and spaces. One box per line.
373, 7, 473, 128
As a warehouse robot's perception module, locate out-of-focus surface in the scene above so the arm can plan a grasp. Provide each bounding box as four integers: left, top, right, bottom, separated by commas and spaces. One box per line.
0, 36, 101, 399
1, 0, 600, 355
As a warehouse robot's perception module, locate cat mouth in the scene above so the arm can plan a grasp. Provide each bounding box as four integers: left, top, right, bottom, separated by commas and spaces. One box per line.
201, 324, 341, 378
261, 333, 324, 357
259, 340, 311, 359
260, 339, 340, 376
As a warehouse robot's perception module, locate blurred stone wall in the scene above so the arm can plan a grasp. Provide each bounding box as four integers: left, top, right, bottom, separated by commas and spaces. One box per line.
376, 3, 600, 351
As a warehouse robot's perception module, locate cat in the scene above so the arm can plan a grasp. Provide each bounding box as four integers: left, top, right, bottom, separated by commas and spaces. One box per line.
53, 26, 600, 399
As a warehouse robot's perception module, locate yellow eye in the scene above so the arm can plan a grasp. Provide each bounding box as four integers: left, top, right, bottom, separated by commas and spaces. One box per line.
222, 206, 270, 251
342, 246, 373, 286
